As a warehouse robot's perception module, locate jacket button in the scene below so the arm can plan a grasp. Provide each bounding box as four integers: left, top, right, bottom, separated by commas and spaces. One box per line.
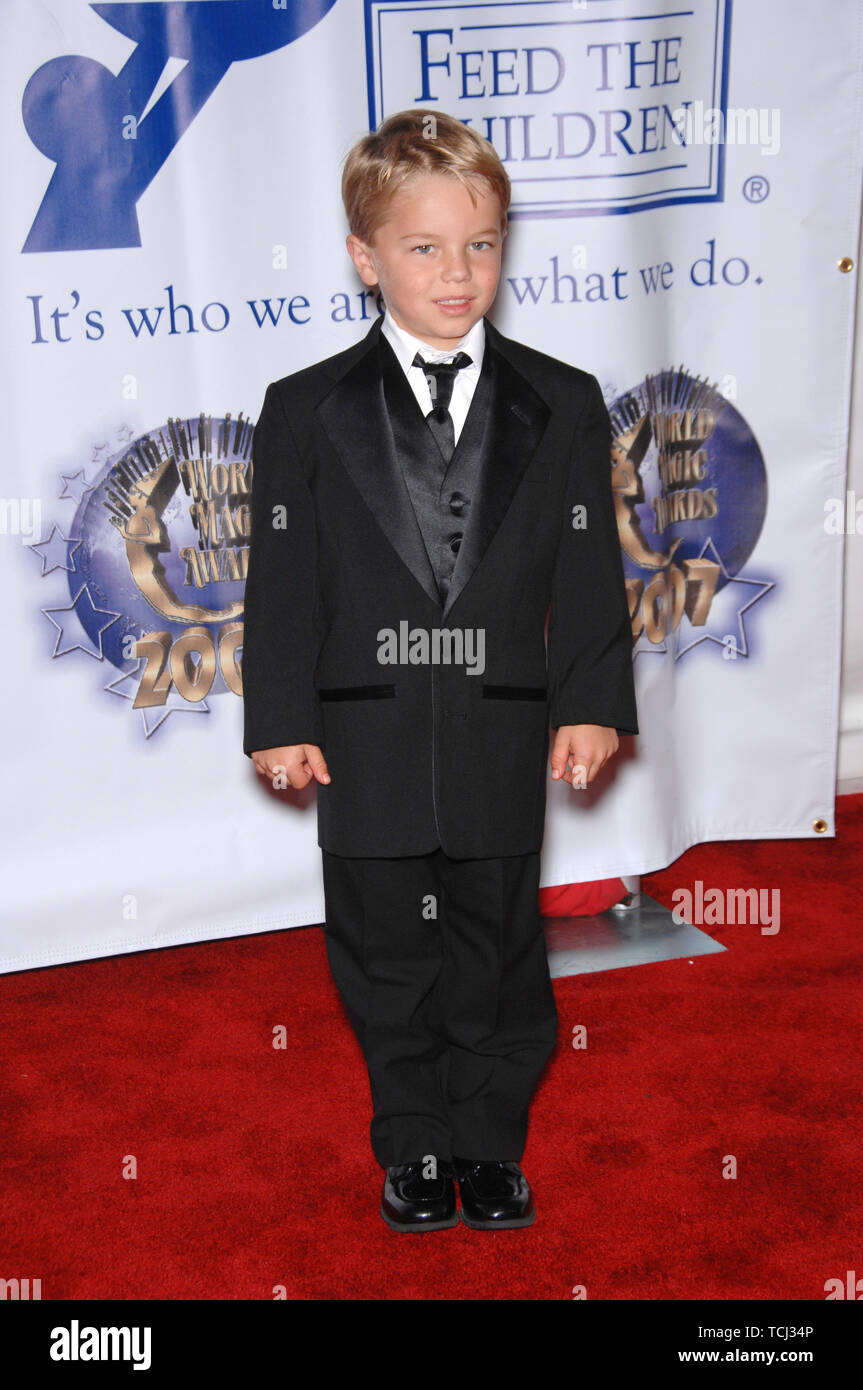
449, 492, 468, 515
449, 533, 462, 553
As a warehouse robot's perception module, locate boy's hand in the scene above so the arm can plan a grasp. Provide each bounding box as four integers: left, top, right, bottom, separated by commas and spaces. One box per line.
550, 724, 619, 788
251, 744, 331, 789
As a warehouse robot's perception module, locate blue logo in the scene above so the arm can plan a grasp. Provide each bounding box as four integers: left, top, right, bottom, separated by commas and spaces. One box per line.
22, 0, 338, 252
365, 0, 733, 219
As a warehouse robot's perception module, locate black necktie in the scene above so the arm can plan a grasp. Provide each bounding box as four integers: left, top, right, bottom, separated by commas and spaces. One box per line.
412, 351, 472, 464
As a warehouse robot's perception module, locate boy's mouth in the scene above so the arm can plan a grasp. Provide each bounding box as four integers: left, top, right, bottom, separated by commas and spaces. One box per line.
434, 296, 475, 311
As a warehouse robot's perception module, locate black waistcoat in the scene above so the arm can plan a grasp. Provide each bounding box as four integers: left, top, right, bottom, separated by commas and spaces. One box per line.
379, 331, 495, 608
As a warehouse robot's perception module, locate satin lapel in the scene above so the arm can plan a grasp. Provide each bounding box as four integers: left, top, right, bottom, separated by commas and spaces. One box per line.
315, 323, 441, 608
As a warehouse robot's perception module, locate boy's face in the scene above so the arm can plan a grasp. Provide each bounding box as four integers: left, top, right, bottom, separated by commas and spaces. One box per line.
347, 171, 505, 350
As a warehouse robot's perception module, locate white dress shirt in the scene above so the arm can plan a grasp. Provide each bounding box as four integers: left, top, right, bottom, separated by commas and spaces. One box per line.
380, 309, 485, 445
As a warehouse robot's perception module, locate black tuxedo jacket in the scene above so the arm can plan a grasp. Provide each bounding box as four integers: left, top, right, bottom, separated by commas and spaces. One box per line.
241, 314, 638, 858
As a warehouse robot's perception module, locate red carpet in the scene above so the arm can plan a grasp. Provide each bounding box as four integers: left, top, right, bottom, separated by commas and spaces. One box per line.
2, 797, 861, 1300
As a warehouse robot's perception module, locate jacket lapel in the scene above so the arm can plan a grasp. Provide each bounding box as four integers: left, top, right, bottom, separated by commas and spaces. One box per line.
314, 315, 551, 619
316, 318, 441, 607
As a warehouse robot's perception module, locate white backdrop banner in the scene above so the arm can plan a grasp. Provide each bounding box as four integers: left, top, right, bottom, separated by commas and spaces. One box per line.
2, 0, 861, 971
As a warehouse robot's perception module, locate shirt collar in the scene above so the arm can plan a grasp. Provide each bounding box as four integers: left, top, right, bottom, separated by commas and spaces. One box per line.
381, 308, 485, 375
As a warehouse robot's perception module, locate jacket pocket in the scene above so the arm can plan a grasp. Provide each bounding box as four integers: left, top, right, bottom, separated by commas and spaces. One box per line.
482, 684, 547, 701
317, 684, 396, 701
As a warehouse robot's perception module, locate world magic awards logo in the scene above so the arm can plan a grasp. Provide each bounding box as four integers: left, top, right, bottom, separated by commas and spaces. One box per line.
608, 367, 773, 660
31, 412, 252, 736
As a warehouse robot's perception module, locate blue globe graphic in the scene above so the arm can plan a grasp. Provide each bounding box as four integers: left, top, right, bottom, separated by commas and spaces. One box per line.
68, 416, 249, 692
609, 372, 768, 592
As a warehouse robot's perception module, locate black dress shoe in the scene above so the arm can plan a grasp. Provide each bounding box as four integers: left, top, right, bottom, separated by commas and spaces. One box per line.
453, 1159, 536, 1229
381, 1160, 458, 1232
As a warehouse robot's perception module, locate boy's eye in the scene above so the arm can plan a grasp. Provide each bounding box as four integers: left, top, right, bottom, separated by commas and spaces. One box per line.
410, 241, 495, 254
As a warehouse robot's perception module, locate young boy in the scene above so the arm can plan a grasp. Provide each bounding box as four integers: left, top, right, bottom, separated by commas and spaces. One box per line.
242, 109, 638, 1232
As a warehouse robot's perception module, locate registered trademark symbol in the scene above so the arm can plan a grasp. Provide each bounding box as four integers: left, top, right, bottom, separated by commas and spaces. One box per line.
743, 175, 769, 203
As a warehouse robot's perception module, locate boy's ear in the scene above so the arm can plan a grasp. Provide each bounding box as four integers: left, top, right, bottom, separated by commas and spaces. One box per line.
346, 233, 378, 287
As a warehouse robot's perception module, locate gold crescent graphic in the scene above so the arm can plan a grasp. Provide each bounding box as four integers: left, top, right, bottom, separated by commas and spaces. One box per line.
120, 458, 244, 623
611, 413, 681, 570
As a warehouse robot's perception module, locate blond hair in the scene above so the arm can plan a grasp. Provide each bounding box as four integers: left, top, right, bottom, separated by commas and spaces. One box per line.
342, 108, 511, 244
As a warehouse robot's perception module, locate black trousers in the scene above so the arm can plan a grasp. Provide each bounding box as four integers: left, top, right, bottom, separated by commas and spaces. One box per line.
320, 845, 559, 1168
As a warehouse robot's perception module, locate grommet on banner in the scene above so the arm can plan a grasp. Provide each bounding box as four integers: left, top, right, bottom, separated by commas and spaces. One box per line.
813, 819, 829, 833
837, 257, 853, 272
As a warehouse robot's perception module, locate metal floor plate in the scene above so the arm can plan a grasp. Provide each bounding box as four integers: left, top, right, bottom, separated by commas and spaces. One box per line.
543, 892, 726, 978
